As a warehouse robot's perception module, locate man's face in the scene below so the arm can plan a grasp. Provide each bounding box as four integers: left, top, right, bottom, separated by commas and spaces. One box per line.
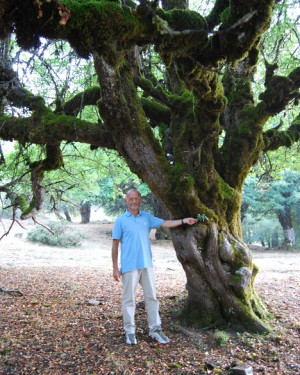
125, 190, 141, 213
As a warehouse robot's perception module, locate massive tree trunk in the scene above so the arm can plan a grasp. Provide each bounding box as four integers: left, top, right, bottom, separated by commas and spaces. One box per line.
94, 52, 271, 332
151, 195, 171, 240
170, 225, 267, 331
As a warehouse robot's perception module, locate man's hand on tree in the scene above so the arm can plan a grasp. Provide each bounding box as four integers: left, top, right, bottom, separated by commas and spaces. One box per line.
182, 218, 198, 225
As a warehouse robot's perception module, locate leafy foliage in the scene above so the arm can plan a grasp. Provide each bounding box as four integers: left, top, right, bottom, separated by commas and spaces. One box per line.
97, 176, 152, 217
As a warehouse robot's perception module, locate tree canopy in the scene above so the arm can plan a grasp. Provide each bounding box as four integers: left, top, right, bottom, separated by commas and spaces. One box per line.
0, 0, 299, 332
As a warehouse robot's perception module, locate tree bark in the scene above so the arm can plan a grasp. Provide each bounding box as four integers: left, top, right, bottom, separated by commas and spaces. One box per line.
151, 195, 171, 240
271, 230, 279, 248
169, 225, 270, 331
162, 0, 188, 11
277, 208, 295, 246
63, 208, 72, 223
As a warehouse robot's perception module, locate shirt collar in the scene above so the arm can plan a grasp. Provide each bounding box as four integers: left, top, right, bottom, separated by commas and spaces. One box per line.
125, 209, 142, 217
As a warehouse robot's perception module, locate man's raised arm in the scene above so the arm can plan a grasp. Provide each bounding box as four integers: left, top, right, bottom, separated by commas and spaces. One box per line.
161, 218, 198, 228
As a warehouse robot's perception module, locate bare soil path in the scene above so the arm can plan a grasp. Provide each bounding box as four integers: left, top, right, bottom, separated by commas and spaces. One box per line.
0, 218, 299, 279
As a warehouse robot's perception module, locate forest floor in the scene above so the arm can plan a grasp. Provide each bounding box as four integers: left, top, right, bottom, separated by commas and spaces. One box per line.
0, 218, 299, 374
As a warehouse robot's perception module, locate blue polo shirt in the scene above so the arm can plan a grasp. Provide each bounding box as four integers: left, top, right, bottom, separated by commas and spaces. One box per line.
112, 210, 164, 274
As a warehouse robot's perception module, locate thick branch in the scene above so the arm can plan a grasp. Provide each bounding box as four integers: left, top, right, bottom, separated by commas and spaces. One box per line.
18, 143, 64, 219
205, 0, 230, 30
204, 0, 274, 65
263, 115, 300, 152
0, 63, 112, 147
0, 114, 115, 149
0, 61, 48, 113
7, 88, 48, 113
140, 97, 171, 127
62, 86, 101, 116
1, 0, 145, 62
217, 55, 265, 188
133, 71, 175, 109
259, 67, 300, 115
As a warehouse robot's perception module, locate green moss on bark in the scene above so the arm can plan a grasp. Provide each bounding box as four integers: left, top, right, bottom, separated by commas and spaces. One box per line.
177, 307, 222, 328
41, 113, 92, 130
65, 1, 140, 64
17, 195, 30, 213
6, 0, 143, 65
161, 8, 207, 31
156, 8, 208, 56
140, 97, 171, 126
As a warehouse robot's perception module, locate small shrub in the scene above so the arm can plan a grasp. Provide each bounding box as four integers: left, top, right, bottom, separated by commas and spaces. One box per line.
27, 221, 85, 248
213, 330, 230, 346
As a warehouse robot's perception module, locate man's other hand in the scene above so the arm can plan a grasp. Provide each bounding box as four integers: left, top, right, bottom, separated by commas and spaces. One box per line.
113, 268, 121, 282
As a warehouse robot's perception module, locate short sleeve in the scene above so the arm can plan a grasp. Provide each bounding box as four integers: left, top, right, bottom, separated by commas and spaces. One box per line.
148, 213, 164, 229
112, 218, 122, 240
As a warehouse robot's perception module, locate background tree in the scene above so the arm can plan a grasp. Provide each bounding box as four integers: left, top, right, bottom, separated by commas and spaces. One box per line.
242, 171, 300, 247
0, 0, 299, 332
242, 216, 283, 248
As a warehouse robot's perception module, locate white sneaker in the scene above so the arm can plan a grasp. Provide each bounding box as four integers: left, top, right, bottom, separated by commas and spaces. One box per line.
149, 329, 169, 344
125, 333, 137, 345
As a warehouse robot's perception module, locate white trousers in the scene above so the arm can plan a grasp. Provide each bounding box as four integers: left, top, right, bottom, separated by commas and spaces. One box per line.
122, 267, 161, 334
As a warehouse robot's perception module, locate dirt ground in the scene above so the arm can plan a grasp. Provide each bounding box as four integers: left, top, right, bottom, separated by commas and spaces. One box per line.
0, 218, 299, 281
0, 218, 299, 374
0, 218, 180, 272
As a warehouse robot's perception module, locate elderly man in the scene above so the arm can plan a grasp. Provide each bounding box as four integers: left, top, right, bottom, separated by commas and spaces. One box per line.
112, 188, 197, 345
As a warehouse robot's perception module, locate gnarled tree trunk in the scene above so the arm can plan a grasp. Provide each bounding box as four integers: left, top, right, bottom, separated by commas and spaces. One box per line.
170, 225, 268, 331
